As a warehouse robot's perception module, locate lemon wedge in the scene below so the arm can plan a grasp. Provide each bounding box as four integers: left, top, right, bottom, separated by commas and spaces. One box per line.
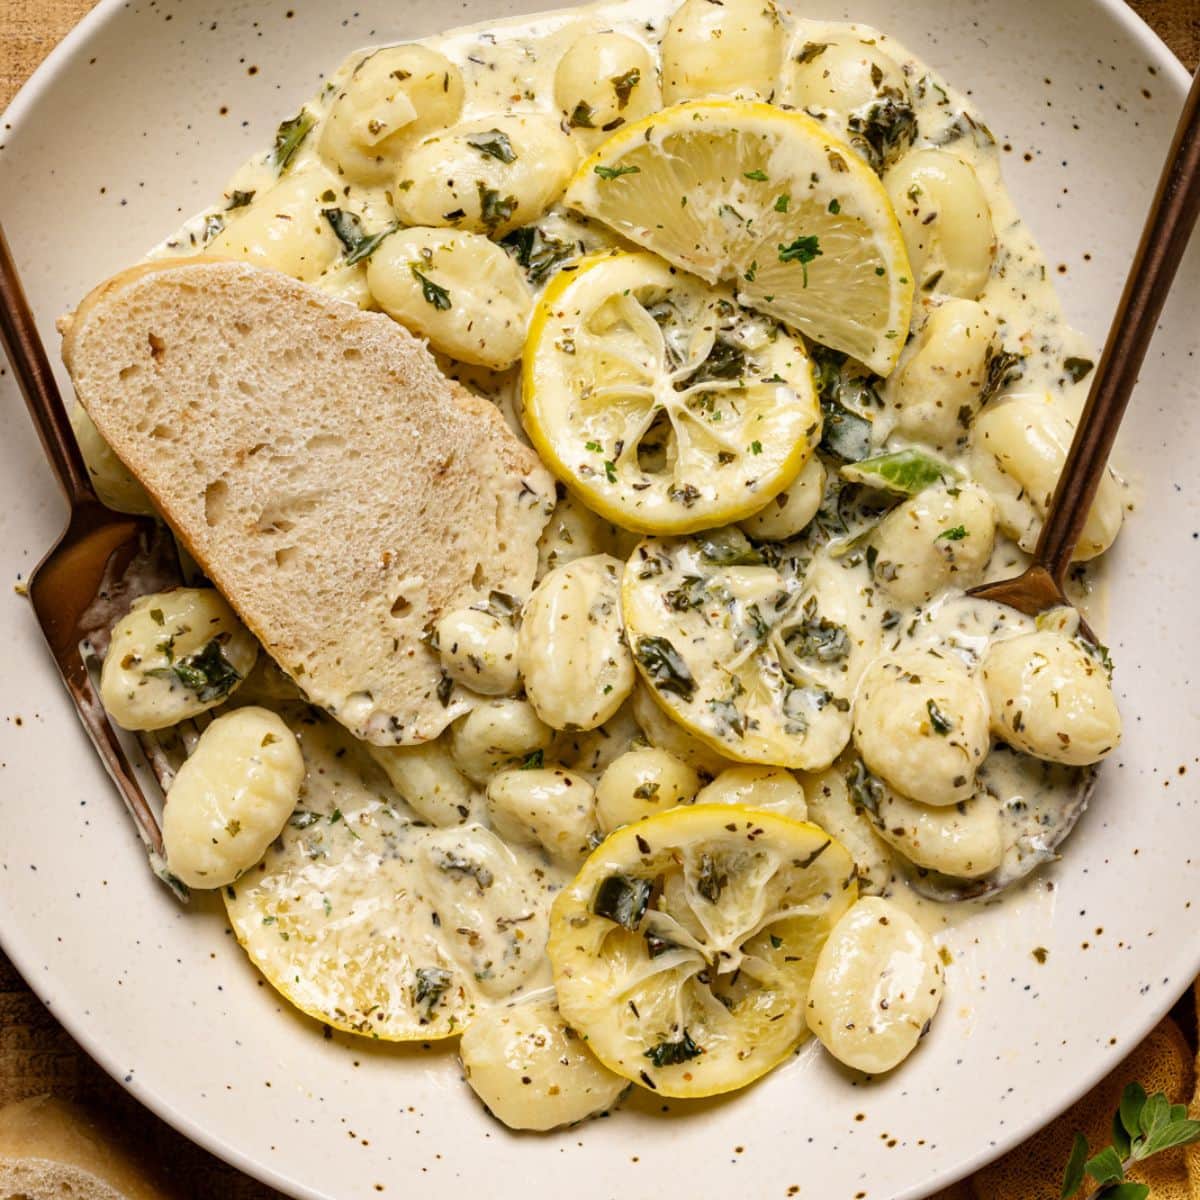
547, 804, 856, 1097
523, 251, 820, 534
621, 531, 880, 769
563, 100, 913, 376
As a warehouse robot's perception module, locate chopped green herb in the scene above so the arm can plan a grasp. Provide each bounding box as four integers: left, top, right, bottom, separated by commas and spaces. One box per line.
750, 440, 763, 455
477, 183, 518, 230
594, 163, 641, 181
414, 966, 452, 1019
271, 109, 315, 172
828, 198, 841, 214
611, 68, 641, 109
585, 440, 603, 453
981, 346, 1025, 404
322, 207, 397, 265
937, 525, 969, 542
1064, 356, 1095, 384
774, 193, 791, 213
695, 852, 726, 903
644, 1029, 703, 1068
569, 101, 596, 129
604, 460, 618, 483
438, 852, 494, 891
926, 699, 954, 735
410, 266, 452, 310
591, 873, 653, 929
225, 189, 256, 210
145, 638, 242, 702
783, 600, 851, 665
795, 41, 830, 65
635, 635, 696, 701
744, 169, 768, 181
466, 128, 517, 162
500, 225, 577, 284
778, 235, 823, 286
678, 338, 746, 388
847, 97, 918, 172
520, 749, 544, 770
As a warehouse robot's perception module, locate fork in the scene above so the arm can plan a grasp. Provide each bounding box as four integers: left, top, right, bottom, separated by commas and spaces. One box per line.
968, 67, 1200, 626
0, 222, 189, 900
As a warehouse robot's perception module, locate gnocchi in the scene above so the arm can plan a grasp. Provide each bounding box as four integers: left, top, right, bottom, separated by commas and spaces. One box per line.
738, 455, 827, 542
436, 606, 519, 697
890, 300, 1000, 450
317, 45, 465, 185
781, 33, 915, 171
368, 739, 474, 826
970, 393, 1125, 560
694, 765, 808, 820
450, 699, 554, 784
71, 404, 153, 515
869, 482, 997, 605
459, 998, 628, 1130
859, 768, 1006, 878
630, 682, 735, 778
885, 149, 996, 298
367, 226, 532, 369
981, 629, 1121, 765
660, 0, 785, 103
801, 769, 893, 895
163, 707, 304, 888
594, 746, 701, 831
392, 114, 577, 237
100, 590, 258, 731
806, 898, 943, 1074
207, 167, 343, 282
852, 650, 990, 807
485, 767, 598, 864
517, 555, 634, 731
554, 32, 660, 141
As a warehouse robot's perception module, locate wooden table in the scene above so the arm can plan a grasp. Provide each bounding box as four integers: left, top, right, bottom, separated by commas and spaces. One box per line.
0, 2, 1196, 1196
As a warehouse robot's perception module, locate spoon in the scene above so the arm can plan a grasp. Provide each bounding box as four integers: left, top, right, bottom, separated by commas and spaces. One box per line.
968, 66, 1200, 625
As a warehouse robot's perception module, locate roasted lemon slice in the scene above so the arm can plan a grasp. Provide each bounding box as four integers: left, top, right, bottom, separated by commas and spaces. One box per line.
563, 101, 913, 376
523, 251, 820, 534
547, 804, 856, 1097
621, 530, 879, 769
225, 714, 551, 1040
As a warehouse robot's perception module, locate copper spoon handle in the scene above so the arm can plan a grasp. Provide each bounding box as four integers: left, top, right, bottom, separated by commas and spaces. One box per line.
0, 222, 96, 507
1038, 67, 1200, 584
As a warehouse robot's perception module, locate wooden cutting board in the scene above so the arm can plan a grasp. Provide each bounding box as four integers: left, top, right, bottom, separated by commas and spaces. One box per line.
0, 2, 1195, 1197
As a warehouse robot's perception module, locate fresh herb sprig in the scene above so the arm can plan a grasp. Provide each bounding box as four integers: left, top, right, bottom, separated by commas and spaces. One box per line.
1061, 1083, 1200, 1200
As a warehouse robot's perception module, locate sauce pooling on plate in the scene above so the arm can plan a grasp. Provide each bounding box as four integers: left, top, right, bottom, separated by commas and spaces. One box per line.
82, 0, 1128, 1125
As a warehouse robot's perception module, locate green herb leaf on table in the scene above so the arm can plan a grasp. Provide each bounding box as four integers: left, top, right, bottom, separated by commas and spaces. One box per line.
1061, 1131, 1089, 1199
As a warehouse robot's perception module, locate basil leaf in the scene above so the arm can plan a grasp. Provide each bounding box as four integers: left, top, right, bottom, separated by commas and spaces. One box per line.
635, 636, 696, 701
466, 128, 517, 163
841, 448, 957, 494
271, 109, 314, 172
591, 874, 653, 929
1101, 1186, 1150, 1200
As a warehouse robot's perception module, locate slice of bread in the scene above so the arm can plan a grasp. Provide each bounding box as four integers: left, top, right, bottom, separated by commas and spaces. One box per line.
0, 1095, 171, 1199
62, 259, 554, 745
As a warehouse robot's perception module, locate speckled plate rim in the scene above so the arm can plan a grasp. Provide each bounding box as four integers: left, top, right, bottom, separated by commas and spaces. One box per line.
0, 3, 1195, 1198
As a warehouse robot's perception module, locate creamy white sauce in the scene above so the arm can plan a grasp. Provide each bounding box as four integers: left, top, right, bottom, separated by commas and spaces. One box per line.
119, 0, 1130, 1099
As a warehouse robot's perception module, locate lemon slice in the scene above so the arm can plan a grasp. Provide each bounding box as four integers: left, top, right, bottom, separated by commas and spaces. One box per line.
563, 101, 913, 376
523, 251, 820, 534
225, 715, 552, 1040
547, 804, 856, 1097
621, 531, 880, 769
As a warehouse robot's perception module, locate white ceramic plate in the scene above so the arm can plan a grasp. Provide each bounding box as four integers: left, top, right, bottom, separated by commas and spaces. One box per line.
0, 2, 1197, 1197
